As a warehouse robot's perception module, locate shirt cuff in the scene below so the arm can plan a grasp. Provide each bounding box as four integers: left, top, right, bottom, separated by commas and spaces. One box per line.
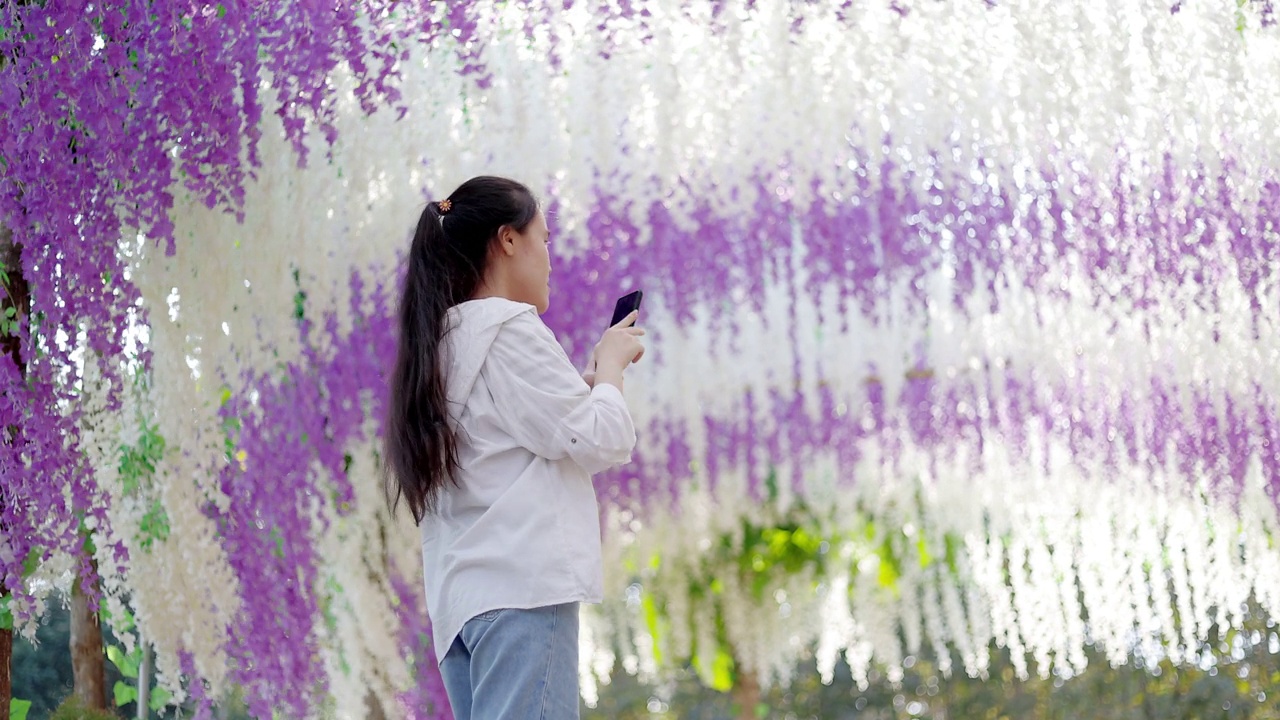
589, 382, 626, 405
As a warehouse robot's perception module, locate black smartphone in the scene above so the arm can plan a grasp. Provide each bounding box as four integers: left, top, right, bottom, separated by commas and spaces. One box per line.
609, 290, 643, 328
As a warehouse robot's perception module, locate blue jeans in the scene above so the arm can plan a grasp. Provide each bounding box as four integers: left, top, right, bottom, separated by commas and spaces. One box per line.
439, 603, 580, 720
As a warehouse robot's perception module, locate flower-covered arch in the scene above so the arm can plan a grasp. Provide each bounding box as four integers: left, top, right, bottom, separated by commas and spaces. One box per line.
3, 1, 1279, 717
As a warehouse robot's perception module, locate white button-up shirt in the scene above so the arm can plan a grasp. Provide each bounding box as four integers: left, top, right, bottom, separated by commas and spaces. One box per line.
421, 297, 637, 662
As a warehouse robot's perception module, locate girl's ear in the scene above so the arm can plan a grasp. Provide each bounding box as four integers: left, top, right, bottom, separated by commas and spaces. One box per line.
497, 225, 518, 256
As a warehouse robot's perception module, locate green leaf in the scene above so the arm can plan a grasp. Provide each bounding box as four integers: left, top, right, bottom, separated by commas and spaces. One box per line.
641, 592, 664, 665
107, 644, 140, 679
877, 538, 900, 592
21, 547, 40, 577
113, 681, 137, 707
149, 686, 172, 711
292, 266, 307, 321
917, 535, 932, 569
106, 645, 125, 672
0, 596, 12, 631
138, 500, 171, 549
3, 306, 14, 318
119, 422, 167, 497
10, 698, 32, 720
709, 647, 734, 692
944, 533, 960, 576
269, 526, 285, 558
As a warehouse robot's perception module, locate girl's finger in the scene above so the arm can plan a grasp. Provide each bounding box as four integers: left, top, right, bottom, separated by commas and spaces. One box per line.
611, 309, 639, 329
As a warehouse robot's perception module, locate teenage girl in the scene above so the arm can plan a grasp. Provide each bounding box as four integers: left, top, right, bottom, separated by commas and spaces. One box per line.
384, 176, 645, 719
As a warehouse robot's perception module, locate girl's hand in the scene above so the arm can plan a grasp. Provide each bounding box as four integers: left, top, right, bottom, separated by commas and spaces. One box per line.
592, 311, 645, 390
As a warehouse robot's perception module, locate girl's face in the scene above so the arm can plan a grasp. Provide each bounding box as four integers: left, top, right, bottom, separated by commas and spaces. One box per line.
500, 209, 552, 313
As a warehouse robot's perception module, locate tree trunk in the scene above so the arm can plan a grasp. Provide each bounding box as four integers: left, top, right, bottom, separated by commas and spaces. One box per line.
0, 586, 10, 720
732, 670, 761, 720
70, 564, 108, 711
1, 223, 25, 720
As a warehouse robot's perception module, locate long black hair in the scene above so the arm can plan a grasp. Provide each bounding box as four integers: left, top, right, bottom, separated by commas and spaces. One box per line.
384, 176, 539, 523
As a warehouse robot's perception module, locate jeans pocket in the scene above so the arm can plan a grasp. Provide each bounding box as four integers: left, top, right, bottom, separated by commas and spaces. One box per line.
475, 609, 505, 622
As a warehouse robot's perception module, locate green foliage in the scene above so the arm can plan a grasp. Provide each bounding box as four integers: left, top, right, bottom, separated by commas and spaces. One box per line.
9, 699, 32, 720
585, 610, 1280, 720
737, 520, 826, 600
152, 686, 172, 710
641, 592, 665, 666
3, 304, 19, 337
689, 647, 735, 693
117, 417, 171, 550
716, 471, 834, 596
23, 549, 40, 577
219, 385, 245, 470
875, 532, 901, 594
101, 606, 173, 713
117, 420, 165, 495
268, 526, 285, 559
291, 266, 306, 321
0, 266, 22, 337
105, 645, 138, 679
110, 684, 132, 710
135, 500, 171, 550
636, 469, 964, 693
665, 473, 841, 690
111, 680, 170, 713
616, 471, 1272, 719
318, 575, 349, 676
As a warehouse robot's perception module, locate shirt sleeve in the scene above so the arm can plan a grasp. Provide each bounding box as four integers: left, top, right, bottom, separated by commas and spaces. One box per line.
484, 310, 637, 475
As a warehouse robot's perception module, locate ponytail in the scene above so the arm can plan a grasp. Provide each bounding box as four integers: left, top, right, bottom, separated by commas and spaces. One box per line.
383, 176, 538, 523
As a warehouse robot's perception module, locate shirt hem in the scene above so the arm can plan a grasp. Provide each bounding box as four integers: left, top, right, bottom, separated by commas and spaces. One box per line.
432, 591, 604, 664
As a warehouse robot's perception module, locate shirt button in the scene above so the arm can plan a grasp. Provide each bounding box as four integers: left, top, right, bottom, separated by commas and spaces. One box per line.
571, 438, 577, 444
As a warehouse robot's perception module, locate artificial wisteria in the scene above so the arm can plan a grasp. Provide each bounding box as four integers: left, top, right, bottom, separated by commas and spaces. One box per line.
0, 0, 433, 624
4, 0, 1280, 718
